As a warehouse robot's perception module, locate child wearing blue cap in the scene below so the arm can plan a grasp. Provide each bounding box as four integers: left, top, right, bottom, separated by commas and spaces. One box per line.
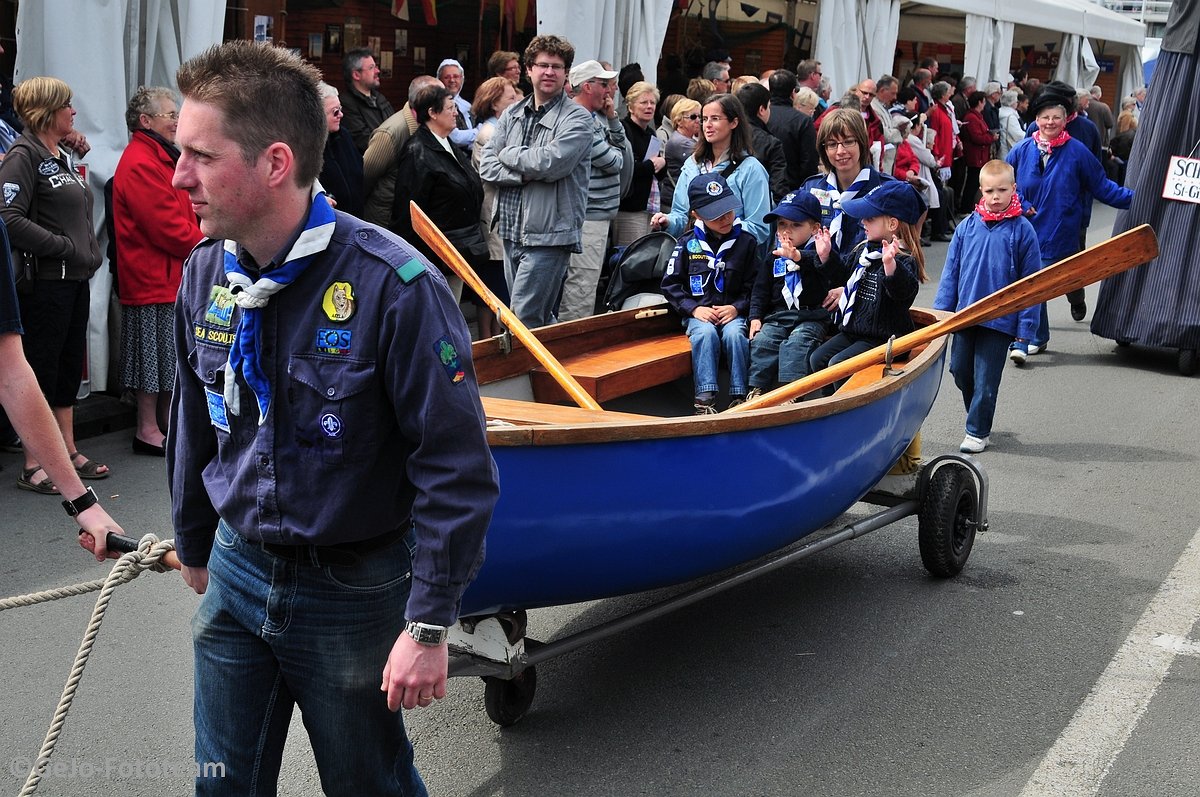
934, 160, 1041, 453
661, 172, 759, 413
808, 180, 928, 390
746, 191, 847, 399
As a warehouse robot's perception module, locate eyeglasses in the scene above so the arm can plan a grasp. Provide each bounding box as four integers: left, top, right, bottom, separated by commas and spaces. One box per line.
60, 100, 73, 109
701, 115, 728, 123
531, 62, 565, 72
150, 111, 180, 120
684, 114, 701, 121
824, 139, 857, 151
329, 107, 344, 118
858, 90, 876, 98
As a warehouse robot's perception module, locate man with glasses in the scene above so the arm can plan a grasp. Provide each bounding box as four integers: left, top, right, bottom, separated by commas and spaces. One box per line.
702, 61, 731, 94
561, 59, 627, 322
796, 59, 826, 113
479, 35, 592, 328
340, 47, 395, 153
436, 58, 476, 152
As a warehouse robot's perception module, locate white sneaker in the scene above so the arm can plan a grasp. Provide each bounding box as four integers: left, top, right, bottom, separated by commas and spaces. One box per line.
1027, 344, 1044, 355
960, 434, 989, 453
1008, 348, 1027, 366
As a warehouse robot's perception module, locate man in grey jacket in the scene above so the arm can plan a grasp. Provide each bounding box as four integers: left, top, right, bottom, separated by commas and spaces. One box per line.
479, 35, 592, 328
560, 59, 626, 322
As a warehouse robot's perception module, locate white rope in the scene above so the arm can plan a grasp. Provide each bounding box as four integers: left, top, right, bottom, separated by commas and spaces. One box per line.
1, 534, 176, 797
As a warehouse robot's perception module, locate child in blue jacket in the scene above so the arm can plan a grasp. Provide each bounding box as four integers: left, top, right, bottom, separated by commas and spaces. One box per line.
934, 160, 1041, 453
662, 172, 759, 414
747, 191, 846, 399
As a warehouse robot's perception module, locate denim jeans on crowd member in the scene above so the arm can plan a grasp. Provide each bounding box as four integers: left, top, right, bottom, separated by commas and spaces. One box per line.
686, 316, 749, 397
749, 312, 827, 389
503, 241, 573, 329
950, 326, 1012, 439
193, 520, 427, 797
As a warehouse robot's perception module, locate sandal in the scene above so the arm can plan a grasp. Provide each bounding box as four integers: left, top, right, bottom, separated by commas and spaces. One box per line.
17, 465, 59, 494
70, 451, 110, 480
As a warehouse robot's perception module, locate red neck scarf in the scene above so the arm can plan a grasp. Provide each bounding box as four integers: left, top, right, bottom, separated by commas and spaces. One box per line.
975, 190, 1024, 222
1034, 128, 1071, 155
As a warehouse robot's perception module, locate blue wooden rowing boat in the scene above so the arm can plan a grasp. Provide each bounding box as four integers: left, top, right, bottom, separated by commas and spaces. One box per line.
459, 305, 948, 617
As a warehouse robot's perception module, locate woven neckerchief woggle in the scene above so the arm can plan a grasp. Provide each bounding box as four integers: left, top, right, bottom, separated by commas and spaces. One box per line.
223, 186, 336, 425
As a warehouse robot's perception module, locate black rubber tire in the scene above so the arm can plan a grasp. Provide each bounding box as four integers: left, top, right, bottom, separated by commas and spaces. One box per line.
483, 667, 537, 727
918, 464, 977, 577
1178, 349, 1198, 377
1116, 339, 1132, 347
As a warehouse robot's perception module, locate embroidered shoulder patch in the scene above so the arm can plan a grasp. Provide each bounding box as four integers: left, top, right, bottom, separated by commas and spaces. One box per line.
434, 336, 465, 383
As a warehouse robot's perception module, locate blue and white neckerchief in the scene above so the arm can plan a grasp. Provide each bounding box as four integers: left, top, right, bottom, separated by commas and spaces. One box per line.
778, 243, 815, 310
825, 167, 872, 250
836, 244, 882, 326
692, 217, 742, 293
224, 186, 336, 425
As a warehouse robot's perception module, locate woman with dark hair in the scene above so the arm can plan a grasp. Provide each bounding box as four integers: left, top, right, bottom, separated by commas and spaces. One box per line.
0, 76, 105, 491
651, 93, 772, 245
797, 107, 900, 259
957, 90, 997, 213
391, 83, 487, 304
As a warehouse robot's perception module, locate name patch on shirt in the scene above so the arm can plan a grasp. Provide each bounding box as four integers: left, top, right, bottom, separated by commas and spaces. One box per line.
194, 324, 236, 346
434, 336, 465, 383
315, 327, 353, 355
205, 285, 236, 328
205, 387, 230, 432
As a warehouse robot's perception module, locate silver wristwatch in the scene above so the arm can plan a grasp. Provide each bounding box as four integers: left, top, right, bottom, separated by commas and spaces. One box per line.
405, 620, 449, 646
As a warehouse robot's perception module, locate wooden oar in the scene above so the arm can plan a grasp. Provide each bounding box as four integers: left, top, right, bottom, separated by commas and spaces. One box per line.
409, 201, 602, 411
730, 224, 1159, 413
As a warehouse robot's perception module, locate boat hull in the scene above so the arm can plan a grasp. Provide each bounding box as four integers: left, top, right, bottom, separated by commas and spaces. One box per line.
460, 342, 946, 617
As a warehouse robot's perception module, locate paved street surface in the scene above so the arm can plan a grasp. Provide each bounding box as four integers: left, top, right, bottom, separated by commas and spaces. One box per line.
3, 205, 1199, 796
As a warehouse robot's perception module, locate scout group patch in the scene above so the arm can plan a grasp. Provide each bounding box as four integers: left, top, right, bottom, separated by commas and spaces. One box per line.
322, 281, 355, 322
434, 336, 465, 383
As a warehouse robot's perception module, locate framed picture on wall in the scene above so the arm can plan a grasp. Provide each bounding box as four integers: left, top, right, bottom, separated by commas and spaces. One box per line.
308, 33, 323, 60
413, 46, 426, 72
455, 44, 469, 68
325, 24, 342, 56
396, 29, 408, 57
368, 36, 382, 60
344, 19, 363, 51
381, 51, 394, 78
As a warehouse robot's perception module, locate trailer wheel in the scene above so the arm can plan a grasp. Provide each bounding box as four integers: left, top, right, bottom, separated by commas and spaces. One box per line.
483, 667, 537, 727
1178, 349, 1198, 377
918, 464, 977, 577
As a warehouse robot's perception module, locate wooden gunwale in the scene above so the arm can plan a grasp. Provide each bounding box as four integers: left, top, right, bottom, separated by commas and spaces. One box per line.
477, 307, 951, 447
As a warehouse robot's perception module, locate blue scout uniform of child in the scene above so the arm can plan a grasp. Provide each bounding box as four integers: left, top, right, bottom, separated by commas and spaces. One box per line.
748, 190, 850, 394
808, 181, 924, 380
661, 172, 759, 413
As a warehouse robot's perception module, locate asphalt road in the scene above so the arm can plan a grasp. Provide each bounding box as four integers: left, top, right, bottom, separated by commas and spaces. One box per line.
2, 204, 1199, 797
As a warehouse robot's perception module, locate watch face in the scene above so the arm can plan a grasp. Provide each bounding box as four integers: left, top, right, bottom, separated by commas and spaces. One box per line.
407, 622, 447, 645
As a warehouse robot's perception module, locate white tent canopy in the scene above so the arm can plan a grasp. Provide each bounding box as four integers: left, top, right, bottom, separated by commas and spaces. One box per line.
14, 0, 225, 391
537, 0, 673, 84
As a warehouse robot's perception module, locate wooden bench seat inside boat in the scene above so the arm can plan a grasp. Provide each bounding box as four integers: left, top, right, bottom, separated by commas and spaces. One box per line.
482, 396, 646, 425
529, 332, 692, 404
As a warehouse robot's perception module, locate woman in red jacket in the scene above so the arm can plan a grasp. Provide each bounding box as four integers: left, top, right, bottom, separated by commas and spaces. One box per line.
112, 87, 203, 455
957, 91, 998, 213
926, 81, 956, 240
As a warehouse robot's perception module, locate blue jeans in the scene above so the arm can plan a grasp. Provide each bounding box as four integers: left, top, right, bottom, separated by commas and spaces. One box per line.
950, 326, 1011, 438
686, 316, 749, 396
749, 311, 827, 388
503, 241, 572, 329
193, 520, 427, 796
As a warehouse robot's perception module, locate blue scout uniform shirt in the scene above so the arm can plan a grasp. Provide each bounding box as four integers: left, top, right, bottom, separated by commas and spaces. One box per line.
748, 244, 850, 322
168, 210, 499, 626
660, 225, 758, 318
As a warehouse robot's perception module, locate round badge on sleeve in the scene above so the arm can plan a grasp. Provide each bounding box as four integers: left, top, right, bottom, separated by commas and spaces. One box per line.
320, 413, 343, 439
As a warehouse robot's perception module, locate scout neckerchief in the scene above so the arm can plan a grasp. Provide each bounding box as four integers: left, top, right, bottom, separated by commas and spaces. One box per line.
778, 243, 816, 310
837, 242, 882, 326
692, 217, 742, 293
824, 167, 872, 250
1033, 128, 1071, 156
975, 189, 1024, 222
224, 187, 336, 425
